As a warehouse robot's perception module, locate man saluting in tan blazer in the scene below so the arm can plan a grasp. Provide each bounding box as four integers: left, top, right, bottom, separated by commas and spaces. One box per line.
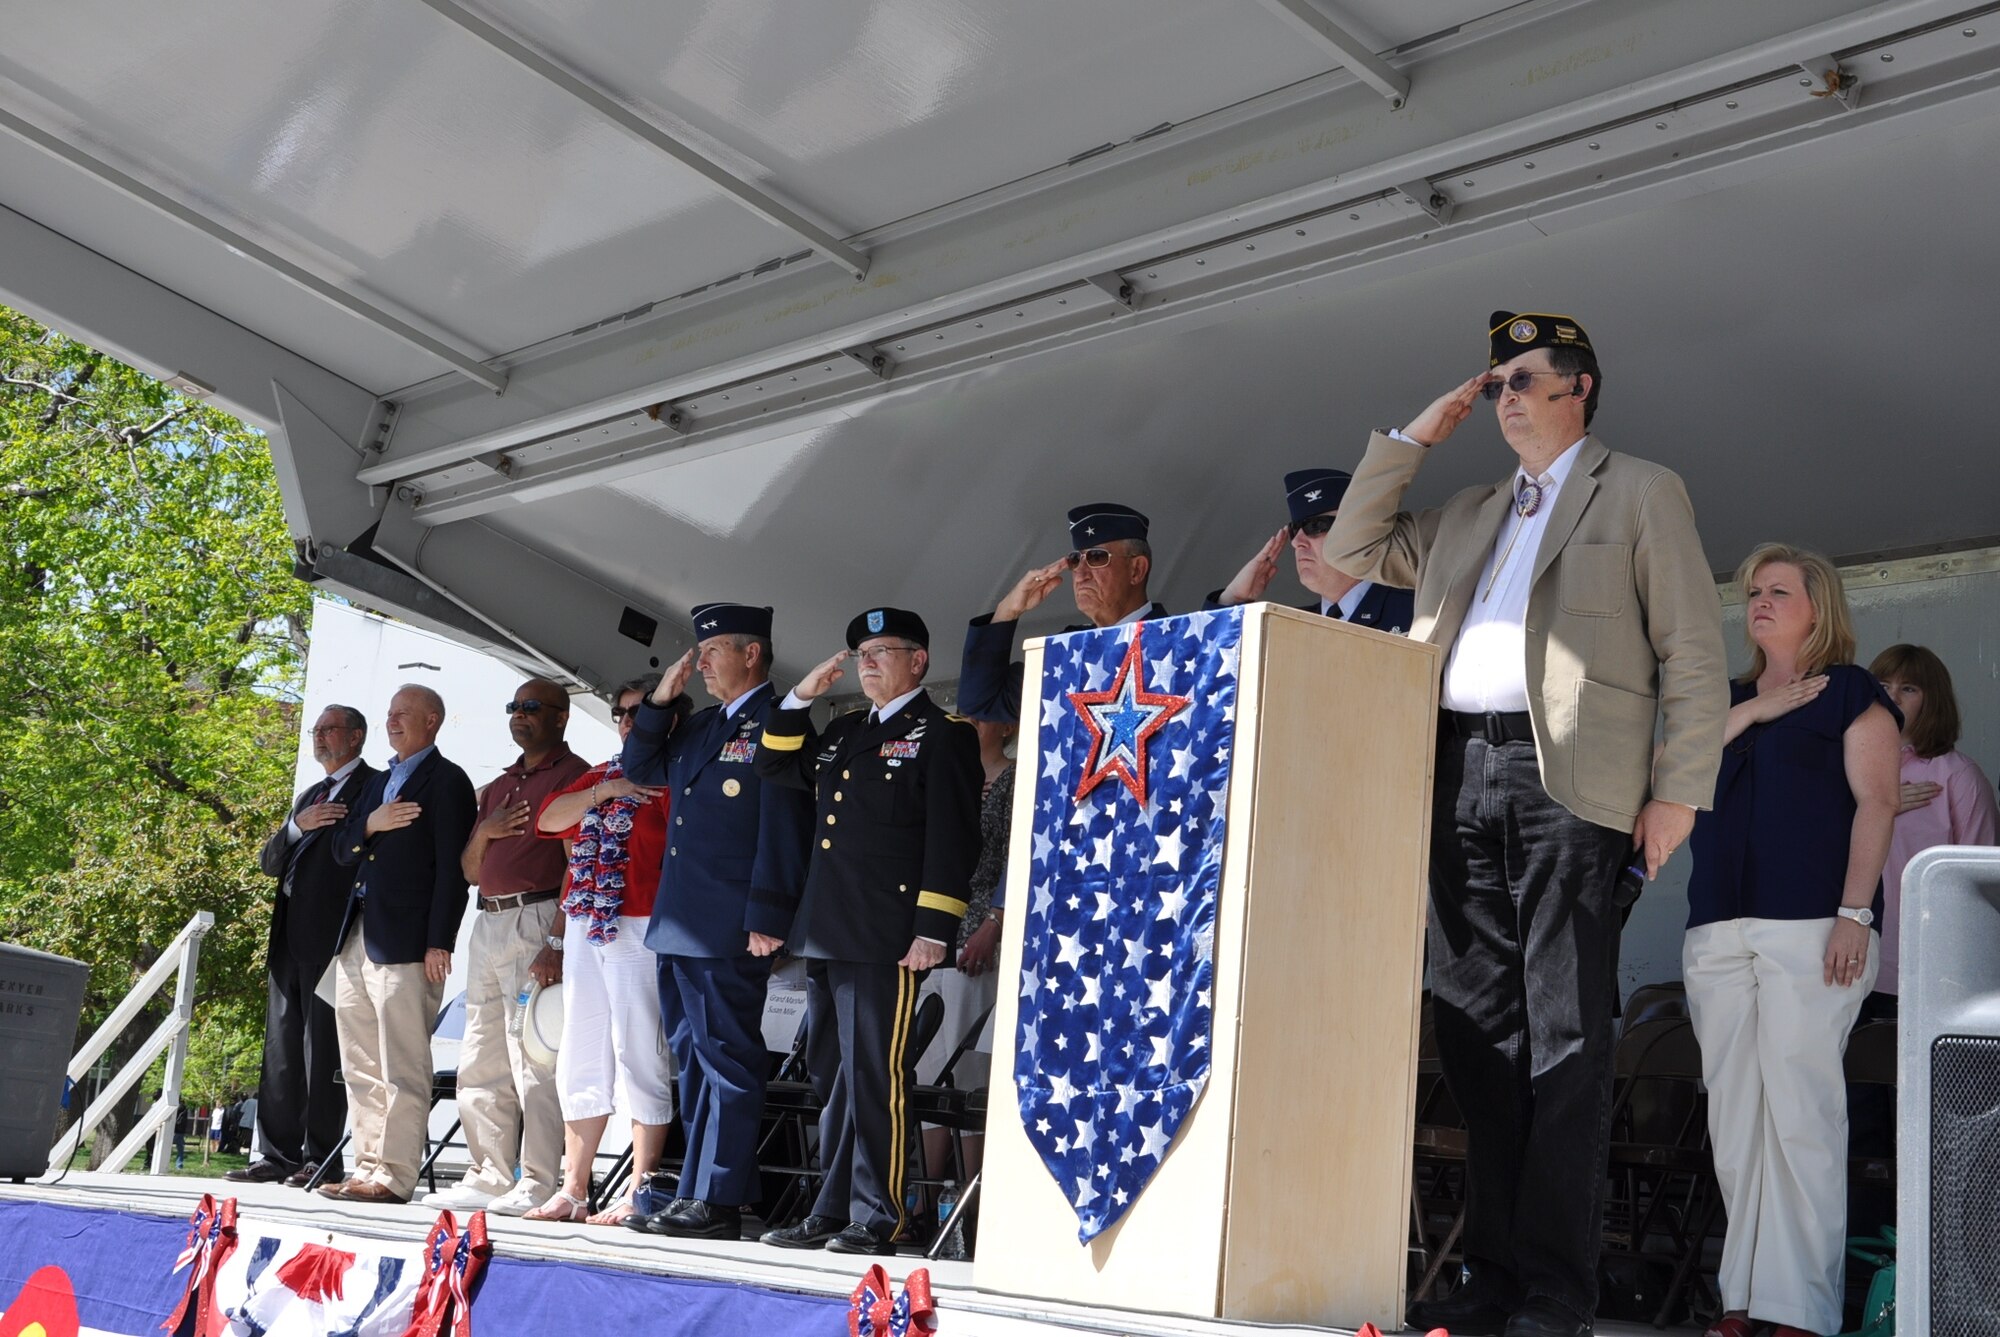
1327, 312, 1727, 1337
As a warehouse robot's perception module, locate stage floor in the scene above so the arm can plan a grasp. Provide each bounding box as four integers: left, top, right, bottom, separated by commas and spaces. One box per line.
0, 1173, 1678, 1337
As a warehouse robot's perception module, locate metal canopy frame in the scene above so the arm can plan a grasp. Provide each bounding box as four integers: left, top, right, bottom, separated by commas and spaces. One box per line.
412, 0, 870, 282
1257, 0, 1411, 108
0, 104, 510, 394
364, 0, 1998, 520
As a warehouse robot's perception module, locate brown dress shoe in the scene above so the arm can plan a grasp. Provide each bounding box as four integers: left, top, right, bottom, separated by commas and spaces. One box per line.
223, 1159, 295, 1184
317, 1178, 366, 1200
283, 1163, 320, 1189
339, 1182, 410, 1205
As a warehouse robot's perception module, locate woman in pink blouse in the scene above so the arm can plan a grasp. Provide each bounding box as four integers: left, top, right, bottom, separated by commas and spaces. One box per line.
1867, 643, 2000, 999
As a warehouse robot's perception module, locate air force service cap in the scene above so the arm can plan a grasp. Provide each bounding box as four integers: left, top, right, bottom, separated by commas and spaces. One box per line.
688, 602, 774, 640
1489, 310, 1593, 367
1067, 502, 1149, 548
1284, 469, 1352, 525
846, 607, 930, 650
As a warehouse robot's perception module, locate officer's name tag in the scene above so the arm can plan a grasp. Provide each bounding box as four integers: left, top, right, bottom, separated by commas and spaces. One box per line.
720, 739, 757, 763
880, 740, 920, 759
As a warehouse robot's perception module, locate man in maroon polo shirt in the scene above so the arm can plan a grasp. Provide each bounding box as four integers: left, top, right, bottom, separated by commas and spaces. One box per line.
424, 677, 590, 1215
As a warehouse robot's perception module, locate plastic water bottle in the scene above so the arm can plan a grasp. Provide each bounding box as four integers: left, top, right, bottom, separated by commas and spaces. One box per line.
507, 985, 531, 1038
934, 1180, 967, 1260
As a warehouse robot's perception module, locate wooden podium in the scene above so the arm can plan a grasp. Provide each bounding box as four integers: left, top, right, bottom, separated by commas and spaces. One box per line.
974, 604, 1440, 1329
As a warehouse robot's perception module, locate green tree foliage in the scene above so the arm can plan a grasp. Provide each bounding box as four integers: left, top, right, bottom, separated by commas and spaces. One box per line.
1, 305, 308, 1159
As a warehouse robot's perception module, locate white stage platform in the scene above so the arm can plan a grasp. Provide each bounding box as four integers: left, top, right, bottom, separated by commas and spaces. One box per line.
0, 1173, 1678, 1337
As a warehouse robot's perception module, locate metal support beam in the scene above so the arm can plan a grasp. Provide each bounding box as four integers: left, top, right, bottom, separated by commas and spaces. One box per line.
1257, 0, 1410, 109
0, 103, 509, 393
1085, 271, 1137, 311
412, 0, 870, 282
367, 0, 1960, 490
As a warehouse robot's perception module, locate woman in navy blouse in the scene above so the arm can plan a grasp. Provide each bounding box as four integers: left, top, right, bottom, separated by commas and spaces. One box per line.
1683, 544, 1900, 1337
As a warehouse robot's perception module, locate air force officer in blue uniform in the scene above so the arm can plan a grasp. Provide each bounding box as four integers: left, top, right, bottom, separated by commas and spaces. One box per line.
1209, 468, 1415, 631
620, 602, 812, 1239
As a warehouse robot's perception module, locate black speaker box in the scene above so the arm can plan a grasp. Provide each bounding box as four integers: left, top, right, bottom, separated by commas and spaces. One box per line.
0, 942, 91, 1181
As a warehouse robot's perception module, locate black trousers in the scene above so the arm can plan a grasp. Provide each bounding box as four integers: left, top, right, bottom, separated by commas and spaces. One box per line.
1429, 733, 1628, 1320
254, 944, 347, 1171
805, 959, 923, 1237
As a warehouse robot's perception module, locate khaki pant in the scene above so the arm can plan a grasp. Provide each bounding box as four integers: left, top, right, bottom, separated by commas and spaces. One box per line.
452, 901, 563, 1198
332, 930, 443, 1197
1684, 917, 1877, 1334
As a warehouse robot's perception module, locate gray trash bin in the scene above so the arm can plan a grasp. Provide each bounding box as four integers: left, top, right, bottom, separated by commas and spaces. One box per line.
0, 942, 91, 1181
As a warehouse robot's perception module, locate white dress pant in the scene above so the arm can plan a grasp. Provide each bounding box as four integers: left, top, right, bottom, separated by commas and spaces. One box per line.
555, 914, 674, 1124
1683, 917, 1877, 1335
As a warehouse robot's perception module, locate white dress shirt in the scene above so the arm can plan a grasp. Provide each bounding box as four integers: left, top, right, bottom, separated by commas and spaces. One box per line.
284, 756, 365, 843
1440, 437, 1587, 713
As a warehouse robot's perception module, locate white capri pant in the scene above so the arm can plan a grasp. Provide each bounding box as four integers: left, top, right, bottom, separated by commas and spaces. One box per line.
556, 914, 674, 1125
1684, 916, 1876, 1336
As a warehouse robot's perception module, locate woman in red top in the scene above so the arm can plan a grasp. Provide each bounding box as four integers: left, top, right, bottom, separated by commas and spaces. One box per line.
525, 676, 687, 1224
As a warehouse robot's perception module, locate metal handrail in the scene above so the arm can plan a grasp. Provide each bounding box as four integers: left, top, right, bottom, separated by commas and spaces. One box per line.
47, 910, 214, 1176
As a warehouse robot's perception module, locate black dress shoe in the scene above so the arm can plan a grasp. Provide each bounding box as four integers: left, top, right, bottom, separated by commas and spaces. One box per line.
654, 1201, 742, 1240
626, 1198, 698, 1234
1407, 1282, 1518, 1336
760, 1215, 846, 1250
1502, 1299, 1591, 1337
223, 1159, 296, 1184
823, 1223, 896, 1256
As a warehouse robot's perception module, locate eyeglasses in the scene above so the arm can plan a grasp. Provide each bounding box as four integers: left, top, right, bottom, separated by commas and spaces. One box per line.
309, 724, 355, 737
609, 705, 641, 720
855, 644, 919, 664
1286, 514, 1337, 540
503, 699, 560, 715
1479, 369, 1578, 400
1065, 547, 1119, 569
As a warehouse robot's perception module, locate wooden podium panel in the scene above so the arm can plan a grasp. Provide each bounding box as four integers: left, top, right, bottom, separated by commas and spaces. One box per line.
974, 605, 1439, 1329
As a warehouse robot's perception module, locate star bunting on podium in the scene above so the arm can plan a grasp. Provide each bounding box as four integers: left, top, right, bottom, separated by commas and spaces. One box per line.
1067, 627, 1190, 805
1016, 606, 1242, 1242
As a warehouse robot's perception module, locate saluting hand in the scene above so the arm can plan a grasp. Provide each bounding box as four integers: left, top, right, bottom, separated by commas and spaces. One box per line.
1401, 372, 1493, 448
993, 558, 1070, 622
1219, 527, 1289, 606
365, 800, 422, 836
793, 649, 852, 703
656, 649, 695, 703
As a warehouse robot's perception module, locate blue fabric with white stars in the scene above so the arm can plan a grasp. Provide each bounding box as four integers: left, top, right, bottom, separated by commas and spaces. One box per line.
1014, 606, 1241, 1242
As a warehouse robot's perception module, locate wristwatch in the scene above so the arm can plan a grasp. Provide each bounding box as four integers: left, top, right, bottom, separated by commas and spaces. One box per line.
1836, 906, 1875, 927
545, 934, 565, 950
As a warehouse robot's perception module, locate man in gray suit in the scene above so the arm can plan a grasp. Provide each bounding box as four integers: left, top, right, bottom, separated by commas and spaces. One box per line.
1328, 312, 1727, 1337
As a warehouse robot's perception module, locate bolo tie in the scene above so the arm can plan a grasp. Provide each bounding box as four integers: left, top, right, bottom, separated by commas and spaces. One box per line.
1482, 476, 1547, 602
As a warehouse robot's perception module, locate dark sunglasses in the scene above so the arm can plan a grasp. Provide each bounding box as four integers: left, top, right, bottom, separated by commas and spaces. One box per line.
1479, 369, 1578, 400
1286, 514, 1337, 540
1065, 547, 1118, 569
609, 705, 639, 720
503, 699, 560, 715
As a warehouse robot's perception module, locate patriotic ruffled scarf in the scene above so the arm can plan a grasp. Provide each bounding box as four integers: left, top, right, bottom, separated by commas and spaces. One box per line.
561, 760, 642, 944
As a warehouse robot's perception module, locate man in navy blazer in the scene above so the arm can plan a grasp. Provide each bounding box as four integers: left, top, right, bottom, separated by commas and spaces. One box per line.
319, 684, 477, 1205
620, 603, 812, 1239
1208, 468, 1415, 631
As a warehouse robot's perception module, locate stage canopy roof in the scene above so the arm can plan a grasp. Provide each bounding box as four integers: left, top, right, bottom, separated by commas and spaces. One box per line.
4, 0, 1997, 685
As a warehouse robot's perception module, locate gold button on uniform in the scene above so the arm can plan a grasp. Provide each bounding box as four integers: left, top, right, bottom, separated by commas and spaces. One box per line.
834, 791, 843, 802
826, 814, 837, 825
821, 838, 832, 850
842, 769, 851, 780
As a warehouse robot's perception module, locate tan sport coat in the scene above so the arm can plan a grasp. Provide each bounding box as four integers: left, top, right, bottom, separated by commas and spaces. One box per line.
1326, 431, 1728, 830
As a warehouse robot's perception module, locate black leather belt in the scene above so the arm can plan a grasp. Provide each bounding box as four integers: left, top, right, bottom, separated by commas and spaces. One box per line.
1441, 709, 1535, 745
478, 889, 559, 913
